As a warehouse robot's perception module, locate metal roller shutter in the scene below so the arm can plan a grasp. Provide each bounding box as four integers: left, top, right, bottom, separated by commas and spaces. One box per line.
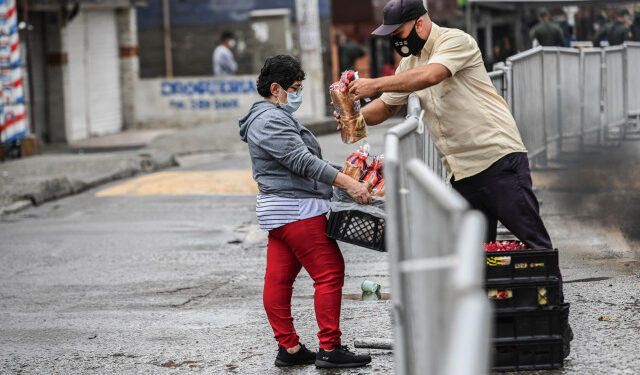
86, 10, 122, 136
64, 11, 88, 141
63, 9, 122, 141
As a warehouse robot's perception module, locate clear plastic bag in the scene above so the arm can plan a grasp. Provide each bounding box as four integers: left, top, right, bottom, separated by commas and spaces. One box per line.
330, 187, 385, 219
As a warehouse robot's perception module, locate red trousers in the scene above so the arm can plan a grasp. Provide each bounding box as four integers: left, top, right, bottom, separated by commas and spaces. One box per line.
263, 215, 345, 350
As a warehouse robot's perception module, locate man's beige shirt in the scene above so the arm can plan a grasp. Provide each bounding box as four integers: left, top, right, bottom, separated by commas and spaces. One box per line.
380, 22, 527, 181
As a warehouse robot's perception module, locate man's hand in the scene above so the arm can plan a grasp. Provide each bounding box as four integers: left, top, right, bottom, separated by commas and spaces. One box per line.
349, 78, 380, 101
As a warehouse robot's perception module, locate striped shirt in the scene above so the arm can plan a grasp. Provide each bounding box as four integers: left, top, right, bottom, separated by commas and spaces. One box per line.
256, 194, 330, 231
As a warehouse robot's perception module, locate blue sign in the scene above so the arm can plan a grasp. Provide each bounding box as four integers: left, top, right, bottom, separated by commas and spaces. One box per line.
161, 78, 254, 111
161, 79, 256, 96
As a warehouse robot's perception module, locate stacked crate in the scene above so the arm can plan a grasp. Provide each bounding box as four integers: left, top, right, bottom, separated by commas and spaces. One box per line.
485, 247, 570, 372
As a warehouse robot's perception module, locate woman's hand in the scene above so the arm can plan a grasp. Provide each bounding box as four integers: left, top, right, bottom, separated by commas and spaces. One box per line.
333, 172, 372, 205
333, 110, 342, 130
346, 180, 372, 205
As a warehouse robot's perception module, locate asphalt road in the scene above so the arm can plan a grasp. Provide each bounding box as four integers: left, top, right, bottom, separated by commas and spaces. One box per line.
1, 124, 640, 374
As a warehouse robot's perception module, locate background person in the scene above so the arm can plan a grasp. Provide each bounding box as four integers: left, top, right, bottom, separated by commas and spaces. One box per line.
238, 55, 372, 369
631, 8, 640, 41
337, 30, 367, 73
213, 31, 238, 76
342, 0, 553, 250
529, 8, 566, 47
594, 9, 632, 47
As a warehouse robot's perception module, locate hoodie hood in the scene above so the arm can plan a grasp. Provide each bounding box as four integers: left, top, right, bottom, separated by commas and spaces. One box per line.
239, 101, 278, 142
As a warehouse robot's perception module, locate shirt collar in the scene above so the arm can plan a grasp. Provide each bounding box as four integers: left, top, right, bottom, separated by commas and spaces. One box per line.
422, 22, 440, 58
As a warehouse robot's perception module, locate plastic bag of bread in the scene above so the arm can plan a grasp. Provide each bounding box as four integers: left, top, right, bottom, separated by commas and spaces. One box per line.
330, 70, 367, 144
372, 179, 385, 197
362, 155, 384, 192
343, 144, 369, 181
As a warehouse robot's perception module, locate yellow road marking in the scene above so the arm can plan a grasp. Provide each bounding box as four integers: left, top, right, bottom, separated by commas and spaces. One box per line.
96, 171, 258, 196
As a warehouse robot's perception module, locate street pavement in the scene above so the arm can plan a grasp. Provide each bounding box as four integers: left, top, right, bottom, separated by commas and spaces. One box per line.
1, 121, 640, 374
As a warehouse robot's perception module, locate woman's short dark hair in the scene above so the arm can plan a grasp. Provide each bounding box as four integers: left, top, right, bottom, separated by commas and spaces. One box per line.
256, 55, 306, 98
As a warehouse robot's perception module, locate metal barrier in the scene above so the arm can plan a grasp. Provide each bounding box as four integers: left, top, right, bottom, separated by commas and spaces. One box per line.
580, 49, 603, 140
384, 42, 640, 375
442, 211, 491, 375
386, 95, 490, 375
541, 48, 560, 158
491, 43, 640, 164
385, 93, 426, 375
603, 46, 626, 140
625, 42, 640, 120
488, 70, 506, 99
507, 48, 547, 166
491, 62, 512, 108
557, 49, 582, 144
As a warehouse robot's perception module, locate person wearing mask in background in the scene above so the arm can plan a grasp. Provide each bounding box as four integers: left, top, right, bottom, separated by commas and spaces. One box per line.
529, 8, 566, 47
239, 55, 372, 369
336, 31, 367, 73
594, 9, 632, 47
213, 31, 238, 76
343, 0, 553, 250
631, 8, 640, 41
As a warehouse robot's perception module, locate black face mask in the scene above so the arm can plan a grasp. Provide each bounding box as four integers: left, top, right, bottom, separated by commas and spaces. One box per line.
392, 21, 427, 57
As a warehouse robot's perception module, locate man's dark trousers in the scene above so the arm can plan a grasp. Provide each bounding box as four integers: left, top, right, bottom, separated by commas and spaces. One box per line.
451, 152, 552, 249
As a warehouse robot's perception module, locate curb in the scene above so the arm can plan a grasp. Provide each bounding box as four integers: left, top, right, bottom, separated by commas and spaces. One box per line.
0, 151, 177, 216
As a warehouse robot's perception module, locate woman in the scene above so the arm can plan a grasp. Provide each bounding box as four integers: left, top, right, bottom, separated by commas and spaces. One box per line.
239, 55, 372, 368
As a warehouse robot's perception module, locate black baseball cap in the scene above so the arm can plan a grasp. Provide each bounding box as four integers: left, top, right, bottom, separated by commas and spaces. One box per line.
372, 0, 428, 36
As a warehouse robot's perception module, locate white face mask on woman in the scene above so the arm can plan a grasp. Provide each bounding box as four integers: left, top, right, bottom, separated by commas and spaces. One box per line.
277, 84, 303, 114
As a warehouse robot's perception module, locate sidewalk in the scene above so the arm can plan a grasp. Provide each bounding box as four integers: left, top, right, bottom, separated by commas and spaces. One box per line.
0, 117, 338, 215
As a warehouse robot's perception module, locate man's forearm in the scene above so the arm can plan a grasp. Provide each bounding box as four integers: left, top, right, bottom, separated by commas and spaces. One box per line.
361, 98, 401, 125
373, 64, 450, 93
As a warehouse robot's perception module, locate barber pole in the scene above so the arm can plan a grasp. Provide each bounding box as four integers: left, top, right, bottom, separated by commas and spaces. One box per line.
0, 0, 27, 143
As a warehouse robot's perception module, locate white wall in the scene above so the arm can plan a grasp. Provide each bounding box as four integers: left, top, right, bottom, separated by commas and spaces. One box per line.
136, 75, 316, 127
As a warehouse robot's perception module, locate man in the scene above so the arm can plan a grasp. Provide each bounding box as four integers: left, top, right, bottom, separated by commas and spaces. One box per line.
529, 8, 566, 47
594, 9, 632, 47
213, 31, 238, 76
336, 31, 367, 72
344, 0, 552, 249
631, 8, 640, 41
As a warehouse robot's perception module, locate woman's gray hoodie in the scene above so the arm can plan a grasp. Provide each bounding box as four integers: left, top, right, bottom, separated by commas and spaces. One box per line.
239, 101, 340, 199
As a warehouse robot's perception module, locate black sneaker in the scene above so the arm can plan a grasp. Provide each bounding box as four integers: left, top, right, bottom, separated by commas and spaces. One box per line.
315, 345, 372, 368
274, 344, 316, 367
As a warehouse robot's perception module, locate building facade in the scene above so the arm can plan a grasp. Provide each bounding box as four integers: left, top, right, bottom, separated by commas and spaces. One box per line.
20, 0, 139, 144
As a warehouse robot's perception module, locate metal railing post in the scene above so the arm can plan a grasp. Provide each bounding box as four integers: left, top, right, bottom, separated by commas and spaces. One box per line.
384, 133, 409, 375
622, 44, 629, 139
579, 49, 586, 150
600, 48, 607, 144
442, 211, 491, 375
555, 49, 563, 159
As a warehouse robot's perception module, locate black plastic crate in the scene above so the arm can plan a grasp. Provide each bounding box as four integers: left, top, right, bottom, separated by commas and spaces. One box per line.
494, 305, 569, 339
492, 337, 564, 372
485, 249, 559, 282
326, 210, 385, 252
486, 278, 562, 309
